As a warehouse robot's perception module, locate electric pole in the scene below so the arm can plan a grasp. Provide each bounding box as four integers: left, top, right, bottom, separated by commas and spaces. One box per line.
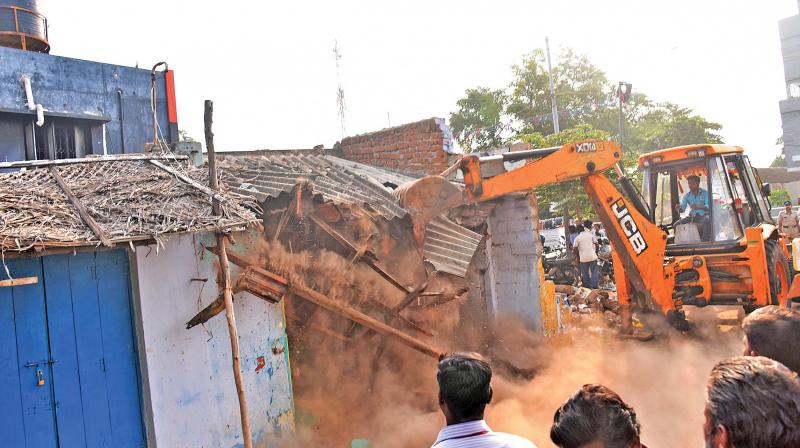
545, 37, 560, 134
617, 81, 632, 151
333, 39, 346, 138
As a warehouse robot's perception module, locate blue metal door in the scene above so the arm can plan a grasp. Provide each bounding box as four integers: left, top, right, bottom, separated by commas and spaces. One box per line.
0, 250, 145, 447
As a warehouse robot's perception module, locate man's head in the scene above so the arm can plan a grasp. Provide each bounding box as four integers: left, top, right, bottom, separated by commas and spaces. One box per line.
437, 352, 492, 424
550, 384, 643, 448
704, 356, 800, 448
583, 220, 593, 231
742, 305, 800, 373
687, 175, 701, 192
785, 200, 793, 212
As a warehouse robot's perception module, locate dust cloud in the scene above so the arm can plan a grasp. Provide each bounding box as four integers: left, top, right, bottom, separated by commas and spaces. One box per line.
485, 309, 742, 447
261, 240, 743, 448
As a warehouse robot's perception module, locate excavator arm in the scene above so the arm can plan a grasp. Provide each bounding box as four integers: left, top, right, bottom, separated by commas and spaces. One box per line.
396, 140, 681, 335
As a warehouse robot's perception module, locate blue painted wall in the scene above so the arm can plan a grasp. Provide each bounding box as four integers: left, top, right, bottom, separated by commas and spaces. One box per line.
0, 45, 174, 160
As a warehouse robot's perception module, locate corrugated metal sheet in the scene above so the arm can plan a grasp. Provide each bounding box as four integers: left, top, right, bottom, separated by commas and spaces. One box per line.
325, 154, 483, 277
218, 150, 482, 277
217, 151, 407, 219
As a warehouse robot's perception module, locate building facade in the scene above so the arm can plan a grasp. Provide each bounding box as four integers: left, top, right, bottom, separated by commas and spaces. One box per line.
779, 2, 800, 171
0, 45, 177, 162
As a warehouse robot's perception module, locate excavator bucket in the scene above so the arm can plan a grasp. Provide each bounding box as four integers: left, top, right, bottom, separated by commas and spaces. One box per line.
394, 175, 465, 246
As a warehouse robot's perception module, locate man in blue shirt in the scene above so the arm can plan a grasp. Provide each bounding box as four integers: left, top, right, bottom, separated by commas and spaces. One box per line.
680, 175, 709, 217
678, 175, 710, 240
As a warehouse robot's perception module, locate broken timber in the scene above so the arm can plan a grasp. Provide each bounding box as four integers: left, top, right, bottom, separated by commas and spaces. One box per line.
307, 213, 409, 293
273, 180, 305, 242
189, 246, 444, 359
199, 245, 431, 337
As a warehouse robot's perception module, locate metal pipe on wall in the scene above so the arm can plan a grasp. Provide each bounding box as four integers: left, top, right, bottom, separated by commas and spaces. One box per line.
150, 61, 168, 148
116, 88, 126, 153
20, 75, 44, 127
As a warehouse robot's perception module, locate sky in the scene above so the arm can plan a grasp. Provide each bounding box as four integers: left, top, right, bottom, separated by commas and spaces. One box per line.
39, 0, 799, 167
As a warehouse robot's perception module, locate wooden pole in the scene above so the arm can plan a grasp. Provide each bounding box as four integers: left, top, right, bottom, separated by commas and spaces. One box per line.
205, 100, 253, 448
49, 166, 113, 247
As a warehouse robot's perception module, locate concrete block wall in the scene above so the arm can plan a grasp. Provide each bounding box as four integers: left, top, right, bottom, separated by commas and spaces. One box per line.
485, 194, 542, 331
337, 117, 457, 175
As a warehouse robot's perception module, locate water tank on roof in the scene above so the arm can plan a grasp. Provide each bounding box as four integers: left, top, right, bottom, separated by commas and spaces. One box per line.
0, 0, 48, 53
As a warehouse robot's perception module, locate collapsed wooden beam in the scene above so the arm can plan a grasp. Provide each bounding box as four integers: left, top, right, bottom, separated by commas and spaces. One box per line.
273, 180, 306, 242
186, 293, 226, 329
49, 166, 113, 247
200, 246, 444, 359
286, 279, 443, 359
284, 306, 350, 343
307, 213, 410, 293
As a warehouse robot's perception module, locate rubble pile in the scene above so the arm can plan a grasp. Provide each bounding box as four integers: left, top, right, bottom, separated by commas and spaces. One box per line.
556, 285, 623, 329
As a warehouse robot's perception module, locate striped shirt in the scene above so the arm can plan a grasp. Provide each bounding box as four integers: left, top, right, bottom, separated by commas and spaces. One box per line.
431, 420, 536, 448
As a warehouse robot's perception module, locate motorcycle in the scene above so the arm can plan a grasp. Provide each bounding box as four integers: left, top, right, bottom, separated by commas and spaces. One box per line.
596, 236, 614, 284
542, 238, 580, 285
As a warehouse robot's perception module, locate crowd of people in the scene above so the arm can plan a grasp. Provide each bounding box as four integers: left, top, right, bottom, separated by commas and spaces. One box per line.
430, 306, 800, 448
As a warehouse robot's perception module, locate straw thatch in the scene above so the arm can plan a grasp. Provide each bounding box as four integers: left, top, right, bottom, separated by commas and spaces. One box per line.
0, 157, 258, 252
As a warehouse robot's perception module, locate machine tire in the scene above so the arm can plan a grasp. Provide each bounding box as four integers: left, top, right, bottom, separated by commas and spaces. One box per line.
765, 240, 791, 308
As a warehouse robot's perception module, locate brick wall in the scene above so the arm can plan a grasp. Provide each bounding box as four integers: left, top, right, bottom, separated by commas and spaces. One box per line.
336, 118, 457, 176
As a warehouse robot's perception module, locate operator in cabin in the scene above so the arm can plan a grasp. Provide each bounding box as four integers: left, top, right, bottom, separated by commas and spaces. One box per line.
677, 175, 711, 241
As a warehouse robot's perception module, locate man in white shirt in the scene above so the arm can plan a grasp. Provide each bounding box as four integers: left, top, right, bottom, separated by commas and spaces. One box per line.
573, 219, 599, 289
431, 353, 536, 448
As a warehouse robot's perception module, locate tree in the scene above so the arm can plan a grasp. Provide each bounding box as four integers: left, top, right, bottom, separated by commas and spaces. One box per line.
448, 46, 726, 219
771, 153, 786, 168
771, 188, 791, 206
771, 137, 786, 167
627, 103, 723, 153
449, 87, 507, 152
507, 49, 608, 135
179, 129, 198, 143
516, 124, 611, 218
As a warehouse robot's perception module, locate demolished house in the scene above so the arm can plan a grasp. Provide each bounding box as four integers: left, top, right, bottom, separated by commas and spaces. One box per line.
213, 151, 484, 347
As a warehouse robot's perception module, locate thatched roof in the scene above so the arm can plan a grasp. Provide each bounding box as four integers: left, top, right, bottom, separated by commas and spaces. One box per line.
0, 155, 258, 253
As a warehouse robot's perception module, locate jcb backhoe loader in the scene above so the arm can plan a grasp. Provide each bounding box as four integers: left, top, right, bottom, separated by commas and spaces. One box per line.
396, 140, 794, 334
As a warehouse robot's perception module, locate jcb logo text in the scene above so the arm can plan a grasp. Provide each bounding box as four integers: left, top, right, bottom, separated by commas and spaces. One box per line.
611, 199, 648, 255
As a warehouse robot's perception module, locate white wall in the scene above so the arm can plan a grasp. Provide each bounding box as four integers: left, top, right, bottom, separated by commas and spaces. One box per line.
133, 231, 294, 448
